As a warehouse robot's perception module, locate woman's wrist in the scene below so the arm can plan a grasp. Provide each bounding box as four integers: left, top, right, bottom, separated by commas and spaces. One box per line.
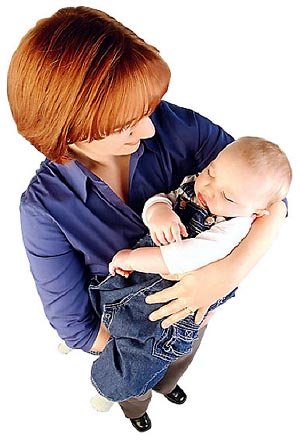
220, 200, 287, 284
196, 256, 239, 298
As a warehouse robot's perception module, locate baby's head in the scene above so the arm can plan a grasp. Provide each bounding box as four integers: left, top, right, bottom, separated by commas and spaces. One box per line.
194, 137, 292, 217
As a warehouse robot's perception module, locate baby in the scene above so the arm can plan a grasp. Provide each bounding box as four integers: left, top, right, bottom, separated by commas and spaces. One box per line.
90, 136, 291, 402
109, 136, 291, 279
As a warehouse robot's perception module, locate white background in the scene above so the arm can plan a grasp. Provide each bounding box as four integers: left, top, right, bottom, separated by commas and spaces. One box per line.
1, 1, 299, 439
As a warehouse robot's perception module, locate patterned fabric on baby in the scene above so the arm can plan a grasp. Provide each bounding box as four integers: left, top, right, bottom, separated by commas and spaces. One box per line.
89, 177, 236, 402
174, 178, 230, 236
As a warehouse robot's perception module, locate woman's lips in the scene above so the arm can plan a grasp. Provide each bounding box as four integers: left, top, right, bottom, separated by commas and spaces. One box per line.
197, 192, 208, 208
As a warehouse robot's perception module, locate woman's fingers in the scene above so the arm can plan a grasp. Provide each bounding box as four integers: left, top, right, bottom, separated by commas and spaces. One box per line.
160, 308, 192, 328
145, 284, 180, 305
198, 310, 215, 328
195, 307, 209, 325
148, 298, 184, 322
162, 308, 213, 329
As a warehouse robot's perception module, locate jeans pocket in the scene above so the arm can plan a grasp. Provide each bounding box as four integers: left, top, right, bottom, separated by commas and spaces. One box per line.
153, 322, 199, 362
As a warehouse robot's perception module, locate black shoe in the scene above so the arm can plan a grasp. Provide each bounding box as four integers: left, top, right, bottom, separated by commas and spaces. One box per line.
130, 412, 152, 432
165, 385, 187, 405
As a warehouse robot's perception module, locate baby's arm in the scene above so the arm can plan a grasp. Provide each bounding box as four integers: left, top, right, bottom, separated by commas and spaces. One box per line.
109, 194, 182, 276
160, 217, 253, 274
109, 247, 170, 277
109, 217, 253, 277
142, 194, 188, 245
109, 193, 186, 277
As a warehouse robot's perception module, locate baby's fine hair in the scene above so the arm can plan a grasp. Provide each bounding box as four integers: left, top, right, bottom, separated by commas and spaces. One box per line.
233, 136, 292, 204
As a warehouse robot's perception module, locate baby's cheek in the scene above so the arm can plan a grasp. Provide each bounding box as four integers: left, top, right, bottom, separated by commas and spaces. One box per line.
212, 203, 237, 217
209, 200, 226, 216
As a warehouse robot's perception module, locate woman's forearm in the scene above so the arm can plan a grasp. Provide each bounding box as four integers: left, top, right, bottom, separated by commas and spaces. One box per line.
133, 201, 286, 282
224, 201, 287, 283
144, 201, 287, 327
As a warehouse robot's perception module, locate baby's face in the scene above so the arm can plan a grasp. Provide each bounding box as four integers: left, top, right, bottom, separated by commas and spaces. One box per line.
194, 142, 270, 217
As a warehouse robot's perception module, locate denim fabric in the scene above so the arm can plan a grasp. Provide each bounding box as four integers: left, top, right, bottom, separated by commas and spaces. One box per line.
20, 101, 234, 351
90, 235, 235, 401
90, 183, 236, 401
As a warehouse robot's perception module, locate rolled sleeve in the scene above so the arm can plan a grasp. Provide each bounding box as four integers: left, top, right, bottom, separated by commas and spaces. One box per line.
160, 217, 253, 274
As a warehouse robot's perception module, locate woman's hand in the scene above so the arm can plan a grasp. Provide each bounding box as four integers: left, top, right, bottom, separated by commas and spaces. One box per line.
146, 200, 287, 328
146, 258, 235, 328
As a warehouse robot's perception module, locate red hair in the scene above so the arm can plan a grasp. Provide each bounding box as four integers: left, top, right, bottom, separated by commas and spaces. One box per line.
7, 6, 171, 163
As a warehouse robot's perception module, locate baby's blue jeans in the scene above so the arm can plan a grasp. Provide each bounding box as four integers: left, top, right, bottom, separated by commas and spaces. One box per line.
89, 234, 236, 402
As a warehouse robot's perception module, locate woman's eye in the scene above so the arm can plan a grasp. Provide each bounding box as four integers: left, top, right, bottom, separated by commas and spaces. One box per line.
121, 124, 136, 135
113, 124, 131, 134
120, 126, 130, 133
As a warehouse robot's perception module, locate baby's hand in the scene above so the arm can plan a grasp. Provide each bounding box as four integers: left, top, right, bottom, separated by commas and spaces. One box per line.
109, 249, 133, 278
146, 203, 188, 246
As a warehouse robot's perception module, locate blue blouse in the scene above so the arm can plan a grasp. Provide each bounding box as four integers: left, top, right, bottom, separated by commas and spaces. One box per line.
20, 101, 233, 351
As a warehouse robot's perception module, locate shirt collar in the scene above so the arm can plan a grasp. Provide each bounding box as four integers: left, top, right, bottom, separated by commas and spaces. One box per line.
50, 159, 89, 203
142, 138, 157, 152
49, 140, 155, 203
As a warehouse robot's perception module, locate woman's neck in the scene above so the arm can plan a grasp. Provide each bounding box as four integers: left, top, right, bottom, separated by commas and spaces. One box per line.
80, 155, 131, 203
68, 145, 131, 202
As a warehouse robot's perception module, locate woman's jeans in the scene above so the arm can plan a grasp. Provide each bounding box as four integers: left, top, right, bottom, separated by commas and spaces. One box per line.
89, 235, 236, 403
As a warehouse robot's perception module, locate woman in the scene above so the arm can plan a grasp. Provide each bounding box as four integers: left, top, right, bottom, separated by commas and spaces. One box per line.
7, 6, 286, 432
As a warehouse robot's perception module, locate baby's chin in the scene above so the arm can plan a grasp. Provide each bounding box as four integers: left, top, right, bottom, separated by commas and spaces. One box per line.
200, 200, 245, 217
208, 206, 236, 217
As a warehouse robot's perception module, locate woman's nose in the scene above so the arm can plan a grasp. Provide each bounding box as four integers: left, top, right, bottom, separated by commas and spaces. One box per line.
134, 117, 155, 139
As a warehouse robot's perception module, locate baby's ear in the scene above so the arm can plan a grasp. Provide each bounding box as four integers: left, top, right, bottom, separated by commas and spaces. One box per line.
253, 208, 270, 218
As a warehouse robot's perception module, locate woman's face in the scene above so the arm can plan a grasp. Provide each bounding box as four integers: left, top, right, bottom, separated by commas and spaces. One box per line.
71, 116, 155, 163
